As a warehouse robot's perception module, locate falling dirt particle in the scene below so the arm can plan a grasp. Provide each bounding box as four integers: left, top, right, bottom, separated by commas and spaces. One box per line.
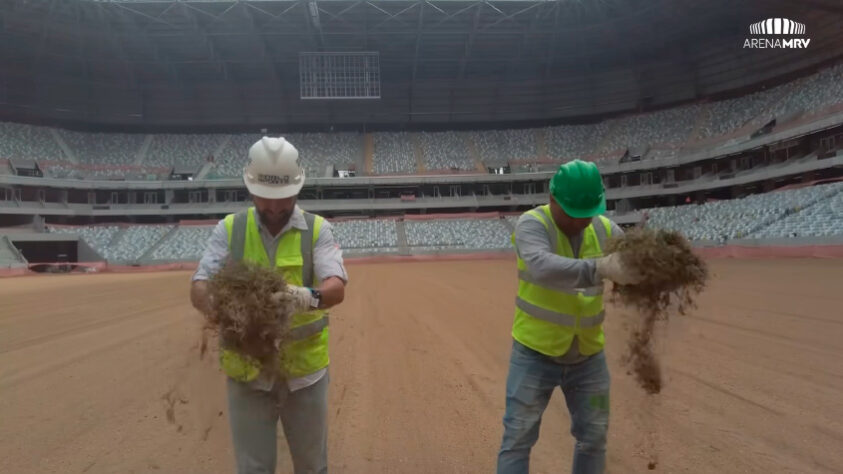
199, 331, 208, 360
648, 461, 657, 470
177, 425, 183, 433
162, 389, 177, 424
218, 411, 223, 417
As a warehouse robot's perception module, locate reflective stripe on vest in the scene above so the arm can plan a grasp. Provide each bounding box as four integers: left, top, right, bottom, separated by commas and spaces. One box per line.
289, 315, 329, 340
515, 297, 606, 328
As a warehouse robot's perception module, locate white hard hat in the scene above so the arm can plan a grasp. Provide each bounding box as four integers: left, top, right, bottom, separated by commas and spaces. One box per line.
243, 136, 305, 199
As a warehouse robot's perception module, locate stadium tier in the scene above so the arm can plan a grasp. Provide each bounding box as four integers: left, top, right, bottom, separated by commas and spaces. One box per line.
1, 64, 841, 180
28, 181, 843, 264
149, 226, 215, 261
372, 132, 417, 175
331, 219, 399, 252
405, 218, 513, 251
419, 131, 476, 172
646, 182, 843, 241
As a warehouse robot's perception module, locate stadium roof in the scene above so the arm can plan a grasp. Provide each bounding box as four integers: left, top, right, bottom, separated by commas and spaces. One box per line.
1, 0, 842, 129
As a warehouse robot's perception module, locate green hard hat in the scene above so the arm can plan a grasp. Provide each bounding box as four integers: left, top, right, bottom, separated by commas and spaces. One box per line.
549, 160, 606, 218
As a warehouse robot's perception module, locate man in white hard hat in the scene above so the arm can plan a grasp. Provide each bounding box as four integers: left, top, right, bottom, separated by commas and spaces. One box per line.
190, 137, 347, 474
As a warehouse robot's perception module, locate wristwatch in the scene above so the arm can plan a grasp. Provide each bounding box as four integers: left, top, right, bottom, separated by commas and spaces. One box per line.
308, 288, 322, 309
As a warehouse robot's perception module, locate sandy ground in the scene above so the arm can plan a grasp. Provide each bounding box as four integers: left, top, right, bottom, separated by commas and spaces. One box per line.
1, 259, 842, 474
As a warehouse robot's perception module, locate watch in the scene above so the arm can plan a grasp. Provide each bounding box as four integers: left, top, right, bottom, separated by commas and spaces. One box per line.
308, 288, 322, 309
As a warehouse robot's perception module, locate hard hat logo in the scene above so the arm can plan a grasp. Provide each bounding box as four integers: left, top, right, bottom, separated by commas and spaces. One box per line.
243, 136, 305, 200
257, 174, 293, 185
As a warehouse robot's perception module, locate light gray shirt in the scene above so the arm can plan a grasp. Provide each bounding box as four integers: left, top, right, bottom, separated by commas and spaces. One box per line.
514, 213, 623, 363
193, 205, 347, 391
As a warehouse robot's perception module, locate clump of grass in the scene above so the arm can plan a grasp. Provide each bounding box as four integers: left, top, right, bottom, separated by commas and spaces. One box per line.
203, 262, 298, 377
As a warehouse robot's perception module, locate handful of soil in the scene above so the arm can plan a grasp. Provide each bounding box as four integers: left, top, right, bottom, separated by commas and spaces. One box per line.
606, 228, 708, 394
203, 262, 298, 377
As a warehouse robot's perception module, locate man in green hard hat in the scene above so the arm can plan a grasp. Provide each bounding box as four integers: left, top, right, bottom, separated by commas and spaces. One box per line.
497, 159, 640, 474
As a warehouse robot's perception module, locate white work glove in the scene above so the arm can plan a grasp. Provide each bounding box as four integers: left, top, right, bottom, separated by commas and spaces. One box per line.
595, 253, 643, 285
270, 285, 314, 314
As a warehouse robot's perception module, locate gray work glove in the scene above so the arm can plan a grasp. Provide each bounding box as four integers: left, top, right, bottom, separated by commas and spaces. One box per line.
595, 253, 643, 285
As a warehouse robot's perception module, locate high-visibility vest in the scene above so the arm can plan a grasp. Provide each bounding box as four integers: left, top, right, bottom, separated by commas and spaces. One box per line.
219, 207, 330, 381
512, 205, 612, 357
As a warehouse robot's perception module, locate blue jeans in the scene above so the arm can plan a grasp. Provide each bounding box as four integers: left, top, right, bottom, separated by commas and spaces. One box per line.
226, 372, 329, 474
497, 341, 610, 474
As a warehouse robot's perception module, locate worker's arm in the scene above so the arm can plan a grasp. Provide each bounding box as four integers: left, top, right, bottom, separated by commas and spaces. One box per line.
311, 220, 347, 309
315, 275, 345, 309
515, 214, 600, 288
279, 219, 348, 312
190, 280, 213, 316
189, 221, 229, 316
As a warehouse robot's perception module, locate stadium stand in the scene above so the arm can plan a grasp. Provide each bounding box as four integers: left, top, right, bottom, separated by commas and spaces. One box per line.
103, 225, 173, 262
47, 225, 121, 256
545, 124, 602, 162
595, 105, 701, 155
0, 122, 64, 162
210, 132, 361, 179
332, 219, 399, 252
405, 218, 512, 250
149, 226, 214, 261
145, 134, 225, 168
419, 131, 475, 171
57, 130, 145, 167
696, 89, 781, 140
373, 132, 416, 175
48, 224, 173, 262
750, 182, 843, 238
765, 63, 843, 122
0, 237, 25, 267
646, 183, 843, 241
287, 132, 360, 178
472, 129, 538, 165
210, 133, 259, 179
1, 65, 842, 179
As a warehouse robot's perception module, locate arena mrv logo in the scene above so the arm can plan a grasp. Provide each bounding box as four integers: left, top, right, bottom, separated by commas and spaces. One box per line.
744, 18, 811, 49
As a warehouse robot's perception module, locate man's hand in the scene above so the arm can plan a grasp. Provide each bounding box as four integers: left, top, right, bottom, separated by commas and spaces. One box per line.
595, 253, 643, 285
190, 280, 214, 317
270, 285, 313, 314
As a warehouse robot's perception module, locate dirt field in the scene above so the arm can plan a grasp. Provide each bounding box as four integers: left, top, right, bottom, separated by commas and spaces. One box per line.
1, 259, 842, 474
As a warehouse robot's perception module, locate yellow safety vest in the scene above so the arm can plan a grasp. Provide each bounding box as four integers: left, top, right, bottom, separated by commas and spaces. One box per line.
512, 205, 612, 357
219, 207, 330, 381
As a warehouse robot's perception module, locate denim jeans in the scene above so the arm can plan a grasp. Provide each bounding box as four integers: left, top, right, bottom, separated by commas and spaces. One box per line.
497, 341, 610, 474
226, 372, 329, 474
